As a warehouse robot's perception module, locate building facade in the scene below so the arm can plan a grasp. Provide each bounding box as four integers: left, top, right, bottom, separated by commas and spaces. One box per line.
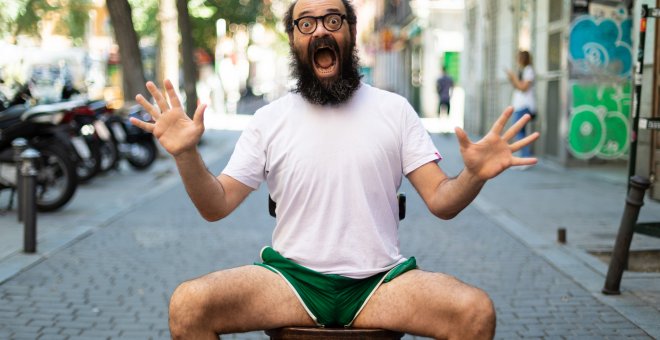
364, 0, 465, 123
462, 0, 660, 183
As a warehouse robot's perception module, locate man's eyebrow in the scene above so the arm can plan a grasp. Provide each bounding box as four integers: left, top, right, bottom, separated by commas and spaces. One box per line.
297, 8, 342, 17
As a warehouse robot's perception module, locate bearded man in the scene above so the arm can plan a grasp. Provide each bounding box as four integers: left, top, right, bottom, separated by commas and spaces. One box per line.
131, 0, 539, 339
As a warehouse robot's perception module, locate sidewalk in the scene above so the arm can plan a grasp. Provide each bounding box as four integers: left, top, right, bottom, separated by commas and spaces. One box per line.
431, 132, 660, 337
0, 130, 239, 285
0, 120, 659, 338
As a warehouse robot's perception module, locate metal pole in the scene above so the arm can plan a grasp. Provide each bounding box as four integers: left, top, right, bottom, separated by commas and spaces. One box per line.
12, 138, 28, 222
627, 5, 648, 193
602, 176, 651, 295
21, 149, 40, 254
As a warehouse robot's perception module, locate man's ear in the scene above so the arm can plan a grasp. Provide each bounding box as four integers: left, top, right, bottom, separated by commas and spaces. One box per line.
288, 32, 294, 48
350, 25, 357, 42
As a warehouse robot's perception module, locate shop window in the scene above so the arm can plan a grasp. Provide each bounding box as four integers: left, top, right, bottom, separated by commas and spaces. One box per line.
548, 32, 562, 71
546, 79, 560, 157
550, 0, 563, 22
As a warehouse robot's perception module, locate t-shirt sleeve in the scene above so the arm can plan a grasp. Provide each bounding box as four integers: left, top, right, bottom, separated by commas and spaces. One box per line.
523, 66, 534, 82
401, 100, 442, 175
221, 116, 266, 190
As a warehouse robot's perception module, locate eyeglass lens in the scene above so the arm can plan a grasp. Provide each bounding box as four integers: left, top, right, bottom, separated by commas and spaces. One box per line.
297, 14, 343, 34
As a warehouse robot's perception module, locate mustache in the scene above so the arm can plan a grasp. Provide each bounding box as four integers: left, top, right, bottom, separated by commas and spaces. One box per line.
308, 36, 340, 58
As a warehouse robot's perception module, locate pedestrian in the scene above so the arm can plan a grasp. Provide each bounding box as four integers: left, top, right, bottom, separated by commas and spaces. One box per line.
130, 0, 539, 339
436, 66, 454, 117
506, 50, 536, 161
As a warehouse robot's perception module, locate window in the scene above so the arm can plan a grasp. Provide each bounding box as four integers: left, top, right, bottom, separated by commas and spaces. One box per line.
548, 32, 562, 71
550, 0, 563, 22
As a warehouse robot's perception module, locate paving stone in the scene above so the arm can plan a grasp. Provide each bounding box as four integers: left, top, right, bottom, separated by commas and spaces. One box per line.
36, 334, 66, 340
78, 328, 121, 339
117, 330, 159, 339
26, 319, 54, 328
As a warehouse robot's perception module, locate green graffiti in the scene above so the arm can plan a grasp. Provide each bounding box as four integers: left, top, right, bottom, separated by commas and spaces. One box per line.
568, 105, 606, 158
568, 84, 631, 159
600, 112, 629, 159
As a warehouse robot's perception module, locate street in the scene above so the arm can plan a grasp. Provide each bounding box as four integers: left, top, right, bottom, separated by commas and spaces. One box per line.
1, 128, 657, 339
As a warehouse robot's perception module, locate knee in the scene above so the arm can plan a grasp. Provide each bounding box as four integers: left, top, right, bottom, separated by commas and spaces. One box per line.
169, 280, 210, 338
455, 288, 496, 339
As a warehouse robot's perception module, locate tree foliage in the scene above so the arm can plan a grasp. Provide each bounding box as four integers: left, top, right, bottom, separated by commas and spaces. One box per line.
0, 0, 92, 44
187, 0, 278, 53
0, 0, 279, 52
128, 0, 159, 39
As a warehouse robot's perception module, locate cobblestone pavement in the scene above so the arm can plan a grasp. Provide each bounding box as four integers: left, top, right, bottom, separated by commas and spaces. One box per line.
0, 130, 655, 339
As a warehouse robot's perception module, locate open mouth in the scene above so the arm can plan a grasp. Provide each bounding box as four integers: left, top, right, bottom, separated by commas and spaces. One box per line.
313, 46, 338, 76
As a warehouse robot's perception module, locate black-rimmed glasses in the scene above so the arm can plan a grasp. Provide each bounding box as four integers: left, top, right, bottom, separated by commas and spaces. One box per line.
293, 13, 347, 35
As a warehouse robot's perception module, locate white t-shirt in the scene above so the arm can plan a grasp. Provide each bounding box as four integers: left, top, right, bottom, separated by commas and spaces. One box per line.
222, 83, 441, 279
512, 65, 536, 112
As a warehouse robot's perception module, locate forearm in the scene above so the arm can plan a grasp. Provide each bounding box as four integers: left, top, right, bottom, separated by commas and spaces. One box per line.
173, 149, 229, 221
510, 77, 530, 92
508, 75, 520, 90
429, 169, 485, 219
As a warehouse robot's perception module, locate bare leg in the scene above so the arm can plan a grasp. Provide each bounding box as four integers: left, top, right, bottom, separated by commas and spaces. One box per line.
352, 269, 495, 340
168, 265, 315, 339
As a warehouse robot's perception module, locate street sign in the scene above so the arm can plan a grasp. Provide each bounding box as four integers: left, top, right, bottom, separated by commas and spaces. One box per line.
639, 117, 660, 130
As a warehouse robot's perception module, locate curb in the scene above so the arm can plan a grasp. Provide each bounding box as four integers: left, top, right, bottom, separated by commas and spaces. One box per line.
473, 196, 660, 338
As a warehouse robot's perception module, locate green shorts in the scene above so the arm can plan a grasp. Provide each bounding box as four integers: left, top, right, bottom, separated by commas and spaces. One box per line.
255, 246, 417, 327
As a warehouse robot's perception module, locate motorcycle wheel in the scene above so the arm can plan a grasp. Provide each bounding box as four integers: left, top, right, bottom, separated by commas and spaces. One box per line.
126, 139, 158, 171
35, 143, 78, 212
76, 137, 102, 183
99, 139, 119, 172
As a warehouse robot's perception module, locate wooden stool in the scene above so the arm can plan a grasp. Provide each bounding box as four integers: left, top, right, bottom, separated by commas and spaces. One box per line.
265, 327, 404, 339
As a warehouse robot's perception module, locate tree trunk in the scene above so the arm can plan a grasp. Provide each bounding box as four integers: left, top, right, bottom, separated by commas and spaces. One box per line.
159, 0, 179, 93
177, 0, 198, 117
105, 0, 148, 101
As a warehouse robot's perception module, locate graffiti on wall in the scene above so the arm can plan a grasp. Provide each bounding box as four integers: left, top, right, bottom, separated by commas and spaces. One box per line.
569, 15, 632, 78
568, 84, 630, 159
567, 3, 632, 160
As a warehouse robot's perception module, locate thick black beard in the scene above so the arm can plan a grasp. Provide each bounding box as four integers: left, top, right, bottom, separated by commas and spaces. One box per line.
290, 36, 362, 106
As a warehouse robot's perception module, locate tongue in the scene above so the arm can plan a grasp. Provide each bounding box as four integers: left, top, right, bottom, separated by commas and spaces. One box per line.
315, 49, 334, 68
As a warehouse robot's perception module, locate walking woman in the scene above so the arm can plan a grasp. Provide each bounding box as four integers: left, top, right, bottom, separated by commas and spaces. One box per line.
506, 50, 536, 159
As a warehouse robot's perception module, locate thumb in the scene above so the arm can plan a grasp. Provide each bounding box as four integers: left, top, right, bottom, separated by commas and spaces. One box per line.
454, 127, 471, 149
193, 103, 207, 127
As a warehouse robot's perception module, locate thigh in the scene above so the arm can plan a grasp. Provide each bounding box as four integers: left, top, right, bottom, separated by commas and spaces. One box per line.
175, 265, 316, 334
513, 108, 531, 121
352, 269, 488, 338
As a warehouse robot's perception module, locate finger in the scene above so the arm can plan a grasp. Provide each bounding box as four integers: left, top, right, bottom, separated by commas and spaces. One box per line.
165, 79, 183, 109
136, 94, 160, 119
503, 113, 531, 141
512, 131, 540, 149
193, 103, 207, 126
455, 127, 472, 149
511, 157, 538, 167
129, 117, 155, 133
509, 131, 540, 151
147, 81, 170, 113
490, 106, 514, 135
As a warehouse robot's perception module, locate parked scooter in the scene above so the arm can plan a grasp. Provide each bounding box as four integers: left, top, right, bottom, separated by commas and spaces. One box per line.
0, 97, 79, 212
60, 100, 118, 182
85, 100, 120, 173
104, 104, 158, 171
16, 67, 117, 183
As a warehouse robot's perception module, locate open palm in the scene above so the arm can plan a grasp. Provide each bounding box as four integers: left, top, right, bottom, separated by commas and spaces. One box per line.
455, 106, 539, 180
131, 80, 206, 157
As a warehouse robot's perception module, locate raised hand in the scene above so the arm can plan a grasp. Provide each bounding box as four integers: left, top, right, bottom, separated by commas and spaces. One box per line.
131, 80, 206, 157
454, 106, 539, 181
